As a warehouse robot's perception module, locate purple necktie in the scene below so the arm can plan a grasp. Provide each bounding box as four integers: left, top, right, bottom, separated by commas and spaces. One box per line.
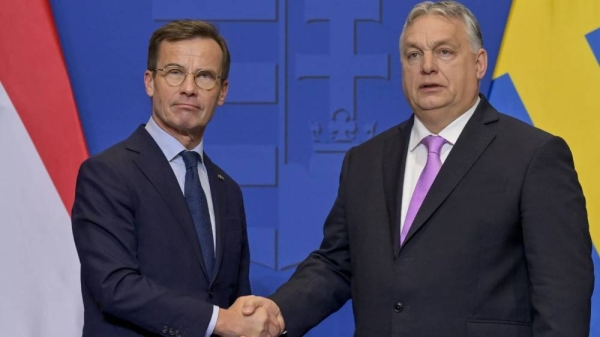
401, 135, 447, 244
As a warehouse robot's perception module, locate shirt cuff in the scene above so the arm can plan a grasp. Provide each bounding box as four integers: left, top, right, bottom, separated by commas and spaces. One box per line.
204, 305, 219, 337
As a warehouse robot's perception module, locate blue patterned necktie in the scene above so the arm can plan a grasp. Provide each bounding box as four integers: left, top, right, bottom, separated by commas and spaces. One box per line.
181, 151, 215, 280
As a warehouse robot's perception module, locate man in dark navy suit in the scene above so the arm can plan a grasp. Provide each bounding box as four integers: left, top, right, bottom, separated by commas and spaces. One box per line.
72, 20, 281, 337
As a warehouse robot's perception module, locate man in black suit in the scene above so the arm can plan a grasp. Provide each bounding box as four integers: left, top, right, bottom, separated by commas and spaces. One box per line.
72, 20, 281, 337
242, 1, 594, 336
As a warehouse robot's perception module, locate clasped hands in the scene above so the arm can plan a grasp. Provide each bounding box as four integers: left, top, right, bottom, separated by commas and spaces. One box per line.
215, 295, 285, 337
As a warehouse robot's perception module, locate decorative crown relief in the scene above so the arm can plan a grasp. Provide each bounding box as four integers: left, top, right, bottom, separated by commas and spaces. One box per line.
311, 109, 377, 152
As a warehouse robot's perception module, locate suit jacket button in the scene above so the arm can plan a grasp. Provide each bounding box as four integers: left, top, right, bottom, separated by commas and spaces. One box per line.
208, 291, 214, 299
394, 302, 404, 313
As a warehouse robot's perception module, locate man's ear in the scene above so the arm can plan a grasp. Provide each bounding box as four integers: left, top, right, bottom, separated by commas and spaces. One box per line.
475, 48, 488, 80
217, 79, 229, 106
144, 70, 154, 97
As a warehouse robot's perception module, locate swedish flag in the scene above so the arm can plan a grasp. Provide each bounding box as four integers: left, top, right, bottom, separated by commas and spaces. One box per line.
488, 0, 600, 334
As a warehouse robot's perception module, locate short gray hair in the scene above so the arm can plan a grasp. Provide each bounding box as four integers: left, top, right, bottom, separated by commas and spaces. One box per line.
400, 1, 483, 52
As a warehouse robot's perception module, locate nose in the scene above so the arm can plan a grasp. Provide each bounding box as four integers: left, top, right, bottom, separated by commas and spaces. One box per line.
179, 73, 197, 96
421, 52, 438, 75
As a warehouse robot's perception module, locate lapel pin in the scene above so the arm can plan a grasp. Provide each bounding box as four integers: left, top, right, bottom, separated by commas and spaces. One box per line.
217, 174, 225, 181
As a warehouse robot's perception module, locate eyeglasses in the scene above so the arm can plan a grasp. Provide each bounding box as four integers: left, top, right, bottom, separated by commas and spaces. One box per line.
154, 67, 223, 90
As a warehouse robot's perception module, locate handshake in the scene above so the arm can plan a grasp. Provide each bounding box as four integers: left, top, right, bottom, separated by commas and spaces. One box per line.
215, 295, 285, 337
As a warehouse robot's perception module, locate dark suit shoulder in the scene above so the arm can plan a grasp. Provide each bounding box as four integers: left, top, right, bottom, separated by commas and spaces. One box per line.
496, 112, 554, 139
493, 111, 564, 153
83, 126, 149, 165
349, 120, 409, 155
85, 139, 130, 165
363, 122, 406, 146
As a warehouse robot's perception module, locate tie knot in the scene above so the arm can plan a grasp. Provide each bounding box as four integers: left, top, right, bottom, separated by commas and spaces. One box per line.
421, 135, 447, 155
181, 151, 201, 169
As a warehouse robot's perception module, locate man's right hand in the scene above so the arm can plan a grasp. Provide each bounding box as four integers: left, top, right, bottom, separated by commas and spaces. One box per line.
214, 296, 284, 337
241, 296, 285, 334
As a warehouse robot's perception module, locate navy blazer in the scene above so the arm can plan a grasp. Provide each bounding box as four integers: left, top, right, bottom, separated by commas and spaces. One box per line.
72, 126, 250, 337
271, 96, 594, 337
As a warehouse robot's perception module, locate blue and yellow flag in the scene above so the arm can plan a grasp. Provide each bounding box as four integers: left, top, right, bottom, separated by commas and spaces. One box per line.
489, 0, 600, 334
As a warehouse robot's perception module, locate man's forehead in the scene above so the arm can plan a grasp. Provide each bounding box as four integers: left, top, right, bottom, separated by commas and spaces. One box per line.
157, 38, 221, 56
406, 13, 457, 29
401, 14, 464, 46
156, 39, 222, 66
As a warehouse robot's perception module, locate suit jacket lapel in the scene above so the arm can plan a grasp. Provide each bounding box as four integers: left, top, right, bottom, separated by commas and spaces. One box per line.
125, 126, 210, 279
204, 154, 227, 285
403, 97, 499, 245
382, 118, 412, 257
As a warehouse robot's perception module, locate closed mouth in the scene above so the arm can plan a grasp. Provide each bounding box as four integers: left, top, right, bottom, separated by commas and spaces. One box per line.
173, 103, 200, 109
420, 84, 443, 89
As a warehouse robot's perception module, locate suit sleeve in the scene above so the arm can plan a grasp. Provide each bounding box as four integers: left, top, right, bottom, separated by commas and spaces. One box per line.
520, 136, 594, 336
237, 190, 252, 297
72, 156, 214, 336
269, 149, 354, 337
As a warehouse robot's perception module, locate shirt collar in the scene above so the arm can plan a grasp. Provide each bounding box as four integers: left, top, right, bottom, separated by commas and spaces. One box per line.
409, 96, 481, 152
145, 116, 205, 162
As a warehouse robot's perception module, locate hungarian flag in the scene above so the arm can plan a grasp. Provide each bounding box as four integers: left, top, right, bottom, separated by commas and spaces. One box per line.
0, 1, 87, 335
